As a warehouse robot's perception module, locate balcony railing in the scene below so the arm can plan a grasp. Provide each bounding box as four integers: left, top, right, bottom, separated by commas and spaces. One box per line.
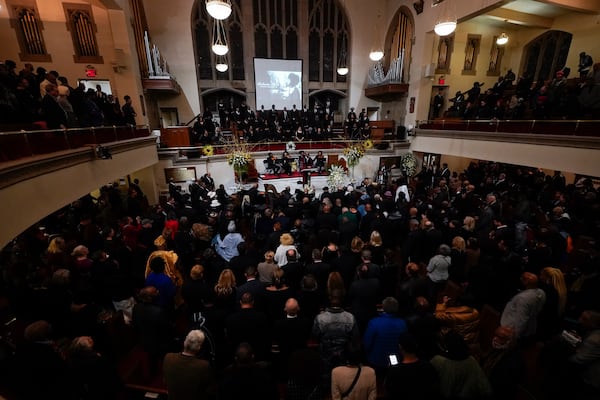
417, 119, 599, 136
0, 125, 151, 163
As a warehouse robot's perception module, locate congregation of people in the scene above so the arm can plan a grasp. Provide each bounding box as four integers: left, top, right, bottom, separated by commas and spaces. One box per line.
1, 158, 600, 400
0, 61, 137, 130
439, 54, 600, 121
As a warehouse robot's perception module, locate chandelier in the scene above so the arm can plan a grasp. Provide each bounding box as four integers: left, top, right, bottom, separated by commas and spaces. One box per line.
337, 32, 349, 75
206, 0, 231, 20
215, 54, 229, 72
433, 0, 456, 37
369, 12, 384, 61
496, 32, 509, 45
211, 18, 229, 56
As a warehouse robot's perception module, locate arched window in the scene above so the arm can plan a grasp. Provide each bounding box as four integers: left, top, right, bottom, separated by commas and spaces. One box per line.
64, 4, 102, 63
193, 0, 245, 81
7, 1, 51, 62
308, 0, 349, 83
253, 0, 298, 59
522, 30, 572, 82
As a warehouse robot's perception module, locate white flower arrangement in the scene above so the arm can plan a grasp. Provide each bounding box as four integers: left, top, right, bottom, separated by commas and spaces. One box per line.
227, 150, 252, 172
327, 164, 347, 189
401, 153, 418, 177
286, 141, 296, 152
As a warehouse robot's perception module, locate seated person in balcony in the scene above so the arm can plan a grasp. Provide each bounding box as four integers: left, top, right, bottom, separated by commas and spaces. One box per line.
360, 122, 371, 139
314, 151, 326, 173
294, 126, 305, 141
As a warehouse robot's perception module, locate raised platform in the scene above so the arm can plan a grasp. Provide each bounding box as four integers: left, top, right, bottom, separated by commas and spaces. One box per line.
257, 174, 330, 197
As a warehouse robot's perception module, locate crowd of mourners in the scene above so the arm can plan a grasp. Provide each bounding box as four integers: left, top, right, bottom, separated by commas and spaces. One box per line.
441, 55, 600, 121
0, 60, 137, 129
1, 159, 599, 400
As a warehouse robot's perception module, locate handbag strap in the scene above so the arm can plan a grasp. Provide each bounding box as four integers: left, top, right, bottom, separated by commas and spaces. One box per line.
341, 366, 362, 398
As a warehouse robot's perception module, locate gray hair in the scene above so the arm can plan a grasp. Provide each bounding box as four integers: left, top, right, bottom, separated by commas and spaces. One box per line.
183, 330, 205, 354
382, 297, 399, 314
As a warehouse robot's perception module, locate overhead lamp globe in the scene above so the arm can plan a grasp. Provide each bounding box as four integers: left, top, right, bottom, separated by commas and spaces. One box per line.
434, 21, 457, 36
212, 43, 229, 56
496, 32, 509, 45
369, 50, 384, 62
206, 0, 232, 20
216, 63, 228, 72
337, 66, 349, 76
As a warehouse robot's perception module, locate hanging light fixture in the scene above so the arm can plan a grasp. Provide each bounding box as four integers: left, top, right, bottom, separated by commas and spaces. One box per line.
433, 0, 457, 37
211, 18, 229, 56
496, 32, 509, 45
216, 62, 228, 72
496, 21, 509, 45
215, 54, 228, 72
337, 32, 349, 75
369, 12, 384, 61
205, 0, 231, 20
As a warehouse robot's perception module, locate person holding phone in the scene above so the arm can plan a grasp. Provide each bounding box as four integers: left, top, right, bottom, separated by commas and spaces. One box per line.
384, 333, 440, 400
363, 297, 407, 377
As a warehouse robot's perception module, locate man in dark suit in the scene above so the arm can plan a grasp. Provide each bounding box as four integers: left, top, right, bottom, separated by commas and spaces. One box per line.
236, 265, 265, 305
282, 249, 304, 292
225, 292, 270, 361
132, 286, 173, 362
305, 248, 331, 294
272, 298, 312, 378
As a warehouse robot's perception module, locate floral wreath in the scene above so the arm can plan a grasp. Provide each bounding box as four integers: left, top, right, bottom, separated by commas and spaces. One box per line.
286, 141, 296, 152
327, 164, 347, 188
202, 145, 214, 156
401, 153, 418, 177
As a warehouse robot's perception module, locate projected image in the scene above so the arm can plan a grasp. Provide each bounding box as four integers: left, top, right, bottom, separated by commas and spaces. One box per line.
255, 59, 302, 109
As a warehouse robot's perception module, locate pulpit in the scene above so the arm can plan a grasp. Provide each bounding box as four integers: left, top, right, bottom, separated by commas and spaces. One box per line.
160, 126, 191, 147
369, 120, 395, 143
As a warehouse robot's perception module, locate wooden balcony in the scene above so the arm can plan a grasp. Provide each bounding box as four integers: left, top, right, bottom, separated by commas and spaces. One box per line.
142, 77, 180, 94
364, 83, 409, 102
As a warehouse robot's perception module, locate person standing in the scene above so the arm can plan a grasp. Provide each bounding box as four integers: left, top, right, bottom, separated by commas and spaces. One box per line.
122, 95, 137, 126
432, 89, 444, 118
500, 272, 546, 340
163, 330, 215, 400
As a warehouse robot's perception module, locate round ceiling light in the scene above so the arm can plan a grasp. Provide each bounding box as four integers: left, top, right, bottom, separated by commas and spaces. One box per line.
434, 21, 457, 36
206, 0, 231, 20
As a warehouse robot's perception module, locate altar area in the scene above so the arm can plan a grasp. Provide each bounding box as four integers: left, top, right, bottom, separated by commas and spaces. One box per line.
257, 172, 330, 197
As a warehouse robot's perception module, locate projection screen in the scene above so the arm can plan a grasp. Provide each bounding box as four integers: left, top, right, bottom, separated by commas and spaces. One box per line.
254, 58, 302, 110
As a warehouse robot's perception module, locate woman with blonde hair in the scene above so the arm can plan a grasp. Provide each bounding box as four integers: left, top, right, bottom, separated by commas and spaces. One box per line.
214, 268, 237, 317
366, 231, 384, 266
45, 236, 69, 271
539, 267, 568, 338
450, 236, 467, 282
461, 216, 477, 239
274, 233, 298, 266
258, 250, 278, 284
